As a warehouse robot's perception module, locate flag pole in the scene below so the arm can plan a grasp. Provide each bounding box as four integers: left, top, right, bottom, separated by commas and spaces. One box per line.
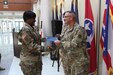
55, 0, 58, 20
96, 0, 101, 74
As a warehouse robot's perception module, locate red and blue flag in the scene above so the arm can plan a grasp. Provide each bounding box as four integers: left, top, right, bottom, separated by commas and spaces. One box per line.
84, 0, 97, 74
101, 0, 113, 74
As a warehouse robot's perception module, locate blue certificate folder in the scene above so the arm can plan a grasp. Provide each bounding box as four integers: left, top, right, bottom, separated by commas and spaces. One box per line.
46, 36, 58, 42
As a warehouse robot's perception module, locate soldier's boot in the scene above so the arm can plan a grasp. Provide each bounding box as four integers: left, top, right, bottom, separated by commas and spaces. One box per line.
0, 66, 5, 71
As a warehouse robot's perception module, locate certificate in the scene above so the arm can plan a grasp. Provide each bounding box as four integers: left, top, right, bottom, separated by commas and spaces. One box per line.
46, 36, 58, 42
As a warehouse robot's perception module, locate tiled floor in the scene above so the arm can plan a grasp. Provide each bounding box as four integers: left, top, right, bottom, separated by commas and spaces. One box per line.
9, 55, 64, 75
0, 51, 65, 75
0, 45, 14, 75
0, 32, 64, 75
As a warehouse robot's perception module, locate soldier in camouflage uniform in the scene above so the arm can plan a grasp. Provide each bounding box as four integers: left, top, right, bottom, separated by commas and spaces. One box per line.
18, 11, 42, 75
0, 53, 5, 71
54, 11, 89, 75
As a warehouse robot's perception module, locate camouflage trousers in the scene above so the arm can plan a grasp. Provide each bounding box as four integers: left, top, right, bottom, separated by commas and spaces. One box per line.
62, 57, 89, 75
20, 60, 42, 75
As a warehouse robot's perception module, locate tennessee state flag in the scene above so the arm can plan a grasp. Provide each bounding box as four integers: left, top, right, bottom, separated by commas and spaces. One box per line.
84, 0, 97, 74
101, 0, 113, 74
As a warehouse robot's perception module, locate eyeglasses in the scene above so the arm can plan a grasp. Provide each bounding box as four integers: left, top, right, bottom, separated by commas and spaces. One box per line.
63, 15, 71, 18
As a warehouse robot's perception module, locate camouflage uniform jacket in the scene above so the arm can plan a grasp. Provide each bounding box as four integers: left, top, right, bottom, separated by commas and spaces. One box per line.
60, 23, 89, 74
18, 23, 42, 61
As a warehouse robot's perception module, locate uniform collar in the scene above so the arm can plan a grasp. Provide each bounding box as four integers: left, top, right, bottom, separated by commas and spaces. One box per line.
24, 23, 34, 31
68, 23, 79, 31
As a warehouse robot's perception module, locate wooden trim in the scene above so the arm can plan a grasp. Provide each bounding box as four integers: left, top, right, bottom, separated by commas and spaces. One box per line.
0, 0, 34, 11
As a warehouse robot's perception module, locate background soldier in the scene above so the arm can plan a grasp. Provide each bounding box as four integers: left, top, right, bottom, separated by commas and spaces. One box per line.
0, 53, 5, 71
54, 11, 89, 75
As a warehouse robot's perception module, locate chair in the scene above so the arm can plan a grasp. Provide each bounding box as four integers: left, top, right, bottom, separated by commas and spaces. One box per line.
12, 28, 21, 58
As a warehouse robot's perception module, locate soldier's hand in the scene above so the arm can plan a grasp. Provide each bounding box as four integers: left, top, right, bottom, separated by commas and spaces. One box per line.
47, 46, 52, 49
54, 40, 61, 46
41, 38, 46, 42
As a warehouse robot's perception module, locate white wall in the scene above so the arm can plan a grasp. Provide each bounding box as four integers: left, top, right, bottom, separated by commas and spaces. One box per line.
40, 0, 52, 37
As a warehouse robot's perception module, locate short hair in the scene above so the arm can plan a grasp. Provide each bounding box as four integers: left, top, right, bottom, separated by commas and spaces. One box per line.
23, 10, 36, 21
63, 11, 76, 19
